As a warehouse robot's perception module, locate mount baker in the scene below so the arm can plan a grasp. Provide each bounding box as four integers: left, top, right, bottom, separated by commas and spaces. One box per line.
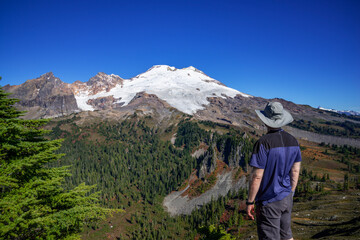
3, 65, 254, 119
2, 65, 336, 132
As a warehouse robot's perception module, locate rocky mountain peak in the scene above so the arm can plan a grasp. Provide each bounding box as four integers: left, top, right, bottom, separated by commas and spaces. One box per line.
88, 72, 122, 85
21, 72, 65, 91
83, 72, 124, 95
3, 72, 79, 119
40, 72, 55, 79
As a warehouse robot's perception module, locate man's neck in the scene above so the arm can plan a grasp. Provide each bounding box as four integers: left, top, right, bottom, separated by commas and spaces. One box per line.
267, 126, 282, 133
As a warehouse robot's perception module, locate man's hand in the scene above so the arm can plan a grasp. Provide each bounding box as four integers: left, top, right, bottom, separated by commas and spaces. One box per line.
246, 167, 263, 221
246, 204, 255, 220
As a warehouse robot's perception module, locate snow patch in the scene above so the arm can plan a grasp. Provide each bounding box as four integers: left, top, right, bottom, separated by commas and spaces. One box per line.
318, 107, 360, 116
75, 90, 95, 111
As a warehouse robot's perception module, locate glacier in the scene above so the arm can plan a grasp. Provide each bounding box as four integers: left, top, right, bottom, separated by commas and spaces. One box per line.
74, 65, 251, 115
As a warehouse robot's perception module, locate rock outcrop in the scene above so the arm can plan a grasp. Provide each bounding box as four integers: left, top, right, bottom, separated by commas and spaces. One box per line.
3, 72, 79, 119
198, 147, 217, 179
71, 72, 123, 96
87, 96, 123, 110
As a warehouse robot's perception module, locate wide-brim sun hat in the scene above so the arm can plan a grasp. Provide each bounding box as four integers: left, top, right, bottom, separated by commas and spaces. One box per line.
255, 102, 294, 128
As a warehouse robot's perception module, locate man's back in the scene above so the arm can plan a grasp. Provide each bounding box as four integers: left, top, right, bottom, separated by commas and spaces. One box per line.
250, 129, 302, 205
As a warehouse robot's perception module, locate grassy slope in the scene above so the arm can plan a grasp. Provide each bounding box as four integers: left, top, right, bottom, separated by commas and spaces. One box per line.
290, 140, 360, 240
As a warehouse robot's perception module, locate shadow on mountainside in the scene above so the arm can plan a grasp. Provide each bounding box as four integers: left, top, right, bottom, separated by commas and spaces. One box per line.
293, 216, 360, 239
310, 217, 360, 239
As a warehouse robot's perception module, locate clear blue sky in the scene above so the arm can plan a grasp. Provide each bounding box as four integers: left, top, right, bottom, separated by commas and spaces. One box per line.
1, 0, 359, 111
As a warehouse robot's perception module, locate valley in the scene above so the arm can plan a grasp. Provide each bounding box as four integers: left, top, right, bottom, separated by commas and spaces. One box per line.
44, 111, 360, 239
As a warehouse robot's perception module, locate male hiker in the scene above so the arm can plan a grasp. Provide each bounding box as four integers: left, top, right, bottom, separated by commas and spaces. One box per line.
246, 102, 301, 240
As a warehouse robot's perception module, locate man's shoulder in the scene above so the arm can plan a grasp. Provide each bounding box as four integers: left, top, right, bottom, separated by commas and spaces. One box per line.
256, 134, 271, 146
260, 130, 299, 148
281, 130, 299, 146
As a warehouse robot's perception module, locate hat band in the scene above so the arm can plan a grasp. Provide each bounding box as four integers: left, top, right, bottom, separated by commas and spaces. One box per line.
264, 108, 283, 120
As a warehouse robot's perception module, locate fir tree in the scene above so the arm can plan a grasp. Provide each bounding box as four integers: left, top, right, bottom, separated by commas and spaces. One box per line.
0, 84, 113, 240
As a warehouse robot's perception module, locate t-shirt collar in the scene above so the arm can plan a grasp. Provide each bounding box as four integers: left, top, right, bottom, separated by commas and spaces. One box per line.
267, 128, 283, 134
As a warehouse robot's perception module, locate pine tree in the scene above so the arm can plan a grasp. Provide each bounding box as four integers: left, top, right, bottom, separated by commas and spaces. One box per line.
343, 173, 349, 191
0, 84, 114, 240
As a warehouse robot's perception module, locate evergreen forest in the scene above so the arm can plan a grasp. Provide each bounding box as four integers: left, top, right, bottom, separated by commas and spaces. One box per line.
45, 114, 256, 239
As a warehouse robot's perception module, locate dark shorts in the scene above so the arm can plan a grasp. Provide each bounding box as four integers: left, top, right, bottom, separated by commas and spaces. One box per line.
256, 193, 293, 240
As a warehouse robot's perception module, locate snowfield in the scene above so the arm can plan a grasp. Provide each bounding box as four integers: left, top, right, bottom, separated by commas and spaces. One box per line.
74, 65, 251, 115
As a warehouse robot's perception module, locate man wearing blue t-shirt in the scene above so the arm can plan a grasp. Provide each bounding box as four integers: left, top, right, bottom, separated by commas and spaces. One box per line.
246, 102, 301, 240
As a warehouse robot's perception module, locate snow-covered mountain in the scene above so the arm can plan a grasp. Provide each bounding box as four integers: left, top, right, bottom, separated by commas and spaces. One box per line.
318, 107, 360, 116
2, 65, 252, 119
72, 65, 251, 114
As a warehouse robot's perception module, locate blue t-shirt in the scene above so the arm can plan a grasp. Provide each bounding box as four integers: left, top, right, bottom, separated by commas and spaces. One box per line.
250, 129, 302, 205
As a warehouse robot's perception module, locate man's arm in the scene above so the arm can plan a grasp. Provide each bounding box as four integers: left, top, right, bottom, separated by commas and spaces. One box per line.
246, 167, 264, 220
290, 162, 301, 192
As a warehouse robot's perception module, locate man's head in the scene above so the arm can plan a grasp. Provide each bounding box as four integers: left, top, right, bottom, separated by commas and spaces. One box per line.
255, 102, 293, 128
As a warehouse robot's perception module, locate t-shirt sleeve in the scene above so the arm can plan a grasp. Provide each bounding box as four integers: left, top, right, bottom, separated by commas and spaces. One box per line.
295, 146, 302, 162
249, 140, 268, 169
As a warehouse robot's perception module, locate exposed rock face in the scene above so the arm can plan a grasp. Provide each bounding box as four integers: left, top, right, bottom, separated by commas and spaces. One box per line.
194, 95, 267, 129
198, 147, 217, 179
3, 72, 79, 119
197, 137, 247, 179
87, 96, 123, 110
220, 142, 245, 168
125, 91, 176, 120
71, 72, 123, 96
3, 72, 125, 119
87, 72, 123, 93
163, 172, 246, 216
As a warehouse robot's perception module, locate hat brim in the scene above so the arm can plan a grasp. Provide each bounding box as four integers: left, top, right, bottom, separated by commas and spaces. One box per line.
255, 109, 294, 128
